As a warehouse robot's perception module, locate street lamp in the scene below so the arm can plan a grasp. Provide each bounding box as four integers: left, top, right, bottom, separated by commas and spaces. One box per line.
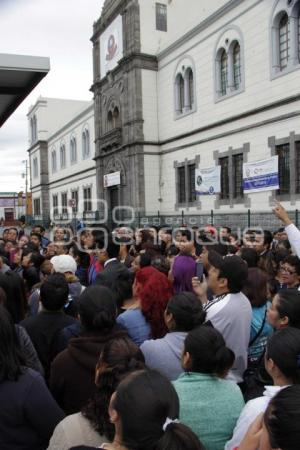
21, 160, 28, 224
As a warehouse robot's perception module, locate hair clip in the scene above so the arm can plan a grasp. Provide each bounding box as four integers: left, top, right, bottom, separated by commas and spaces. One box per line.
163, 417, 179, 431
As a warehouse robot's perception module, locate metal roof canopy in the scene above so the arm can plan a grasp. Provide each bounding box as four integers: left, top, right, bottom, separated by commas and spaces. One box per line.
0, 53, 50, 127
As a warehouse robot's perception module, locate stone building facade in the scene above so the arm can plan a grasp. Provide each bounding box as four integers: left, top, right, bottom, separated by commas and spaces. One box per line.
92, 0, 300, 228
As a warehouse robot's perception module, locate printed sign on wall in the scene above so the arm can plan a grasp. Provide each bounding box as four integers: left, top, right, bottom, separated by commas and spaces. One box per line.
100, 15, 123, 79
243, 156, 279, 193
195, 166, 221, 195
104, 171, 121, 188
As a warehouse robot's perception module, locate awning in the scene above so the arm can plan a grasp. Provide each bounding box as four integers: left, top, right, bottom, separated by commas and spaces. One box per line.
0, 53, 50, 127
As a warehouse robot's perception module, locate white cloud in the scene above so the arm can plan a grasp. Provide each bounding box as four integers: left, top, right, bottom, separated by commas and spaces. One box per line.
0, 0, 104, 191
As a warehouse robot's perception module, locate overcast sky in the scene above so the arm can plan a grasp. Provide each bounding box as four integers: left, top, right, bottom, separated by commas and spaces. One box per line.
0, 0, 104, 192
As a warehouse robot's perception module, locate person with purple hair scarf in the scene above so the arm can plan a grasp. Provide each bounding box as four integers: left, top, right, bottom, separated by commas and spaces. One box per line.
170, 231, 196, 293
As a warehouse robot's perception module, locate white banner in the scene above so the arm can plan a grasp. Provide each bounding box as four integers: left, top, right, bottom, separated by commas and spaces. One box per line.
243, 156, 279, 193
104, 171, 120, 188
195, 166, 221, 195
100, 15, 123, 79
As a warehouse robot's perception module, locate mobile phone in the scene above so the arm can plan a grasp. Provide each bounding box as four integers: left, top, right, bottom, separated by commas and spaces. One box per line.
196, 261, 204, 282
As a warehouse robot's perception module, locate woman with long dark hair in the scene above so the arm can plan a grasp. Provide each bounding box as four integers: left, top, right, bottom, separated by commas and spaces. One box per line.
174, 326, 244, 450
50, 285, 127, 414
69, 369, 205, 450
226, 327, 300, 450
141, 292, 206, 380
0, 305, 64, 449
48, 336, 145, 449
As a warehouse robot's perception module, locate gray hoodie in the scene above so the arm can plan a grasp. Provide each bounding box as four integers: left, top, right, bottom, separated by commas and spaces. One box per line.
140, 332, 187, 380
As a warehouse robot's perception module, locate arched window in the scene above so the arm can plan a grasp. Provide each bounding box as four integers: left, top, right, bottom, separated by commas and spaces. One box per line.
31, 115, 37, 143
51, 150, 57, 173
279, 13, 290, 69
60, 144, 66, 169
82, 129, 90, 159
30, 118, 34, 143
70, 137, 77, 164
220, 50, 228, 96
233, 42, 241, 90
107, 111, 113, 132
188, 69, 194, 107
113, 107, 120, 128
179, 75, 184, 111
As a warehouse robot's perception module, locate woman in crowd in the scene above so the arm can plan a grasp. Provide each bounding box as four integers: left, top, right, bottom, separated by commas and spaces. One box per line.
267, 288, 300, 329
117, 265, 172, 345
0, 269, 27, 323
69, 369, 205, 450
279, 255, 300, 289
238, 385, 300, 450
174, 325, 244, 450
242, 268, 273, 366
170, 230, 196, 293
49, 285, 127, 414
47, 336, 145, 450
141, 292, 206, 380
0, 305, 64, 450
226, 327, 300, 449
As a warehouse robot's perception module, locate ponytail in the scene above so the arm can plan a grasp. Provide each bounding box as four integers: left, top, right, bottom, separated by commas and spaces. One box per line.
156, 422, 205, 450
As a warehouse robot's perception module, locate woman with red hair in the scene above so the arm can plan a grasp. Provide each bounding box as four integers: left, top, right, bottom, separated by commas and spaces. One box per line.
116, 265, 173, 345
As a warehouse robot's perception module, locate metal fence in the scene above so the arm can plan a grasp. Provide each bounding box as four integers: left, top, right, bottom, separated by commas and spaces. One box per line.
32, 209, 300, 233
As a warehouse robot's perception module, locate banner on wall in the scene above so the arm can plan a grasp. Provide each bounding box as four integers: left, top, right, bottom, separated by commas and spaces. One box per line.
104, 171, 120, 188
243, 156, 279, 193
195, 166, 221, 195
100, 15, 123, 79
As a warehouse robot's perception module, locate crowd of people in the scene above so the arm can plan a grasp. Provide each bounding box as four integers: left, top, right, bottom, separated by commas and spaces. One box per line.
0, 201, 300, 449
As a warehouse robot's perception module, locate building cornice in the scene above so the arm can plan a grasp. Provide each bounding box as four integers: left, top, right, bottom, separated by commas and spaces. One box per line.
27, 140, 47, 153
157, 0, 261, 61
91, 52, 157, 91
47, 104, 94, 144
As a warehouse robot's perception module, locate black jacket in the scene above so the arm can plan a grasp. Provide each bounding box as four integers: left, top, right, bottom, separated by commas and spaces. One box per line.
94, 259, 129, 290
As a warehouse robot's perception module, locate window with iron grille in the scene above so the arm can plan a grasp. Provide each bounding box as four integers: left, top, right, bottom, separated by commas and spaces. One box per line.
220, 50, 228, 96
83, 187, 92, 212
71, 190, 78, 213
188, 164, 196, 202
233, 153, 244, 199
233, 42, 241, 90
296, 141, 300, 194
178, 166, 185, 204
34, 198, 41, 216
53, 195, 58, 215
61, 193, 68, 214
219, 157, 230, 199
279, 14, 290, 69
188, 70, 194, 108
276, 143, 290, 194
179, 75, 184, 112
156, 3, 167, 32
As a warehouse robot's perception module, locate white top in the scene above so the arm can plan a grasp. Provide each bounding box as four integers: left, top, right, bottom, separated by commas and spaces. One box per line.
47, 412, 107, 450
286, 223, 300, 259
205, 292, 252, 383
225, 385, 288, 450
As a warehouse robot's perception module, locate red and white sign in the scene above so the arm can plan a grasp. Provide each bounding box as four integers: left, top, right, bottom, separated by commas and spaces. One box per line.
103, 171, 121, 188
100, 15, 123, 79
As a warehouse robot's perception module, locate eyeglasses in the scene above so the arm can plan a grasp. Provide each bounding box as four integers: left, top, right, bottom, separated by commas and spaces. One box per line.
280, 266, 297, 275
